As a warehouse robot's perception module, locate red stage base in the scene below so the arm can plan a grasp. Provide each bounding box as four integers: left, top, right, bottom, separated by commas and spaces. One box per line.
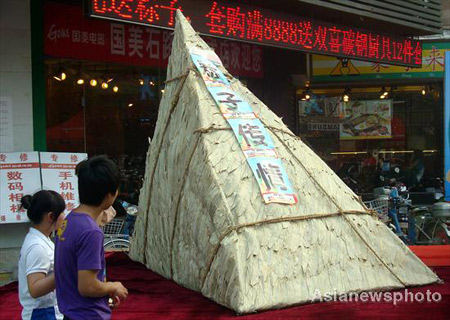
408, 245, 450, 266
1, 252, 449, 319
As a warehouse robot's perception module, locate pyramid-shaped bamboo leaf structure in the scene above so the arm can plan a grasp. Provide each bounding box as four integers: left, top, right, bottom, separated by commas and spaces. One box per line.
129, 10, 440, 314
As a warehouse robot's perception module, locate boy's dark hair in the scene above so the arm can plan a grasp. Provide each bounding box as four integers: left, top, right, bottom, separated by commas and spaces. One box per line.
21, 190, 66, 224
76, 155, 120, 206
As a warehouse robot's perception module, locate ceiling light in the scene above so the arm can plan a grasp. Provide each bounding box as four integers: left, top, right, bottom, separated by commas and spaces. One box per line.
90, 79, 97, 87
380, 87, 388, 99
113, 86, 119, 93
53, 72, 66, 81
76, 78, 84, 85
128, 103, 133, 107
300, 88, 312, 101
380, 87, 389, 99
343, 87, 351, 102
53, 66, 67, 81
139, 79, 144, 85
101, 82, 108, 89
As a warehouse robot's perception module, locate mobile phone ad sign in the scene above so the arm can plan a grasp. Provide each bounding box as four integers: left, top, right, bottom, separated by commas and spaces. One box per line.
40, 152, 87, 214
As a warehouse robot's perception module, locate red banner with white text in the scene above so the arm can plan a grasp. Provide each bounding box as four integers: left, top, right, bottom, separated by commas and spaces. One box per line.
44, 3, 263, 78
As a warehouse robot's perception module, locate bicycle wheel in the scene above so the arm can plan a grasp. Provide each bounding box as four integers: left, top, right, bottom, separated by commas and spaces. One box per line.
420, 222, 450, 245
431, 224, 450, 245
104, 239, 130, 251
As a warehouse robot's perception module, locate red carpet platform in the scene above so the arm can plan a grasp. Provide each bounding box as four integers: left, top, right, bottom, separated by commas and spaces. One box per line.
1, 252, 449, 319
409, 245, 450, 267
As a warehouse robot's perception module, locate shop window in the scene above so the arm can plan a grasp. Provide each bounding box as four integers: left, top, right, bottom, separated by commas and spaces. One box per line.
297, 85, 443, 199
45, 59, 164, 203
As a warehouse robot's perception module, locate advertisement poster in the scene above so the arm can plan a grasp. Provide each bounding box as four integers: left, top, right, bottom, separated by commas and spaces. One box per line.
298, 95, 342, 117
340, 100, 392, 140
0, 152, 41, 223
40, 152, 87, 214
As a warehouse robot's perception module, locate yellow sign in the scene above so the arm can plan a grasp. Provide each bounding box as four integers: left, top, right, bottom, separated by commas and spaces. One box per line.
313, 43, 449, 82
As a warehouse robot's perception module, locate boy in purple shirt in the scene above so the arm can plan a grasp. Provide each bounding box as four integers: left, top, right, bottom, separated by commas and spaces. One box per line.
55, 156, 128, 320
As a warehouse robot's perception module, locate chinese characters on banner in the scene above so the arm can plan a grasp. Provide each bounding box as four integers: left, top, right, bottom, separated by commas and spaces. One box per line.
40, 152, 87, 214
312, 43, 450, 83
190, 48, 296, 204
88, 0, 421, 67
0, 152, 41, 223
44, 3, 263, 78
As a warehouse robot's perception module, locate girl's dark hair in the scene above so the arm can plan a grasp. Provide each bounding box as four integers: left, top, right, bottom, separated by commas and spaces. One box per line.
20, 190, 66, 224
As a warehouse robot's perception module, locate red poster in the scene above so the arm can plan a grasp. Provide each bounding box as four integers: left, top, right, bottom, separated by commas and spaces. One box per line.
44, 3, 263, 78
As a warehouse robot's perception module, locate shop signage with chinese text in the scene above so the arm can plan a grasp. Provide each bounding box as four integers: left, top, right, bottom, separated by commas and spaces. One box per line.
0, 152, 41, 223
0, 152, 87, 224
40, 152, 87, 215
45, 3, 263, 78
88, 0, 422, 67
313, 42, 450, 82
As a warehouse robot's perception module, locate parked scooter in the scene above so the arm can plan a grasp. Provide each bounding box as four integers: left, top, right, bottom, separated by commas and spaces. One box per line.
374, 179, 412, 244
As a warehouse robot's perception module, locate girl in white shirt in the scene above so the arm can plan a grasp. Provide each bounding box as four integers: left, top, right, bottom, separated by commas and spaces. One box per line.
18, 190, 66, 320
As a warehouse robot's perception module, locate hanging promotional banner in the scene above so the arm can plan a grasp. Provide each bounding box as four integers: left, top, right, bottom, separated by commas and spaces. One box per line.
444, 51, 450, 202
340, 100, 392, 140
190, 48, 296, 204
40, 152, 88, 214
0, 152, 41, 224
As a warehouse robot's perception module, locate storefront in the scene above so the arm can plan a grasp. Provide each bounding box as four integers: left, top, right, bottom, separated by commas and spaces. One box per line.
42, 1, 300, 202
297, 42, 450, 199
40, 0, 429, 202
1, 0, 446, 284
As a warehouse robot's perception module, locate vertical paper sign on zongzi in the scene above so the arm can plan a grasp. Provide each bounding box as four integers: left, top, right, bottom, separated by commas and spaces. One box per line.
190, 48, 297, 204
